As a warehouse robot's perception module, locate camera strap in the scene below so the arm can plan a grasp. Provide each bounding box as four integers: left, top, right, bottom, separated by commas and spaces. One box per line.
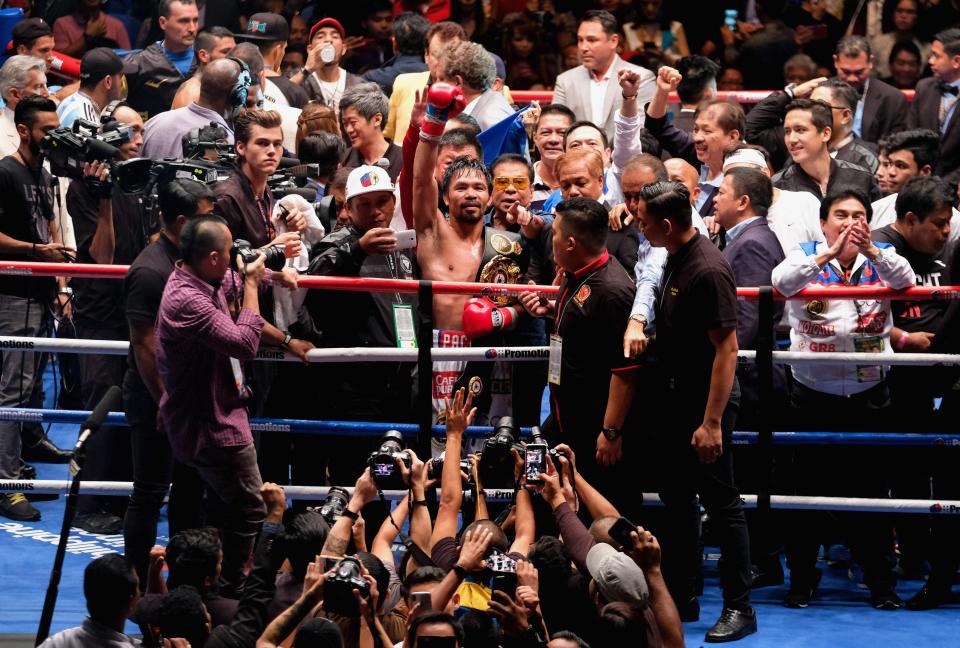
378, 490, 437, 568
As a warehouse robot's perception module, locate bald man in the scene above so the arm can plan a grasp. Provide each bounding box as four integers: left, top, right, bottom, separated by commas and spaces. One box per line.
141, 57, 245, 160
664, 158, 702, 207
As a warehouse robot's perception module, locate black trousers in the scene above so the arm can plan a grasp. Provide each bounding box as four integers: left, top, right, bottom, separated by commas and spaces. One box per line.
75, 321, 131, 517
656, 380, 752, 610
782, 380, 897, 591
121, 374, 204, 587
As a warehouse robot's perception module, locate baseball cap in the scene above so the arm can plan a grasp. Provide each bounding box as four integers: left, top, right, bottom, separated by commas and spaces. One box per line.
489, 51, 506, 81
345, 165, 395, 201
309, 18, 346, 44
239, 13, 290, 43
10, 18, 51, 49
80, 47, 135, 85
585, 543, 649, 607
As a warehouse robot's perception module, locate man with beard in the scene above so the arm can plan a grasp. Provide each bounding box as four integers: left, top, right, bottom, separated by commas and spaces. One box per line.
413, 82, 525, 423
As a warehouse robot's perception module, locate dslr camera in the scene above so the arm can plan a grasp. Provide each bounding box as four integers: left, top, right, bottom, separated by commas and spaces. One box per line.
367, 430, 412, 491
323, 556, 370, 617
317, 487, 349, 526
478, 417, 524, 488
230, 238, 288, 272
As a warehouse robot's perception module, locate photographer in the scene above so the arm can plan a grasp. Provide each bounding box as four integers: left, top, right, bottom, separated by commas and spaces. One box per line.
57, 48, 130, 129
68, 103, 148, 535
155, 215, 309, 595
0, 95, 74, 523
121, 178, 214, 585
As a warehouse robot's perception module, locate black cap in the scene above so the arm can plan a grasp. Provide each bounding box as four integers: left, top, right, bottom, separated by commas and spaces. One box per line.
11, 18, 52, 48
238, 13, 290, 42
80, 47, 135, 84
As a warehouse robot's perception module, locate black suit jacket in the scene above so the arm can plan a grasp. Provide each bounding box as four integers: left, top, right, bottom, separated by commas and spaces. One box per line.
861, 78, 909, 145
908, 77, 960, 185
722, 218, 787, 403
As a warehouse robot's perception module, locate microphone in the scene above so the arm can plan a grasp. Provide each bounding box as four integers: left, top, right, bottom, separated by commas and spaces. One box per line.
69, 386, 122, 476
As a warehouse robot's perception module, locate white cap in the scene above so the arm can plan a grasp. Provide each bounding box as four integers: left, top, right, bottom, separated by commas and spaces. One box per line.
722, 147, 769, 172
585, 543, 649, 606
345, 165, 395, 201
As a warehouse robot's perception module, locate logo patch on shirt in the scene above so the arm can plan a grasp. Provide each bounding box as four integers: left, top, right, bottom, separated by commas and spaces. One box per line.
468, 376, 483, 396
573, 284, 591, 306
804, 299, 828, 318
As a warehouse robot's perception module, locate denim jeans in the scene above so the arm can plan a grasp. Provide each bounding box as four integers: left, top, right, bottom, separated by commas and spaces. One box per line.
0, 294, 47, 480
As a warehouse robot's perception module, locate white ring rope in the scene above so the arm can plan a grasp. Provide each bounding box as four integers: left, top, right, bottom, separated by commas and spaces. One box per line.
2, 480, 958, 514
6, 337, 960, 366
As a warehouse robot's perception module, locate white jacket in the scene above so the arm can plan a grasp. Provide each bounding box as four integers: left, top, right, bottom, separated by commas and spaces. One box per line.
771, 240, 915, 396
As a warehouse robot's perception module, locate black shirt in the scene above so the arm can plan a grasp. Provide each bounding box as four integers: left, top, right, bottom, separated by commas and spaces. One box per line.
772, 157, 882, 204
266, 75, 309, 109
654, 234, 738, 415
0, 156, 57, 299
607, 225, 640, 280
341, 142, 404, 183
123, 233, 180, 400
68, 180, 149, 329
872, 225, 954, 334
213, 171, 275, 247
549, 251, 638, 438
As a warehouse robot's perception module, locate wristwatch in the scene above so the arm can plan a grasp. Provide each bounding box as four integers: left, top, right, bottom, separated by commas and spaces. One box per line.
602, 427, 621, 441
281, 333, 292, 348
629, 314, 647, 328
784, 83, 797, 98
57, 287, 74, 297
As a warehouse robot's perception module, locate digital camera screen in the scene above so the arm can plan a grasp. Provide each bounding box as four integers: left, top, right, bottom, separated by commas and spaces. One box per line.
373, 463, 394, 477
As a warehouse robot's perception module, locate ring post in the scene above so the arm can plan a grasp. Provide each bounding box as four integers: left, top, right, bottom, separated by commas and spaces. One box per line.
417, 280, 434, 457
756, 286, 775, 514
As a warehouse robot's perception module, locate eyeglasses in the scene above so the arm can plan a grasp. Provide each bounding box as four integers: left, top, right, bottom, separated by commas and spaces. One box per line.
493, 176, 530, 190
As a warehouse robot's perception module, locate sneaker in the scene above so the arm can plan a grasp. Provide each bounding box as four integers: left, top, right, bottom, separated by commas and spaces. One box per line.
73, 510, 123, 535
870, 587, 902, 610
705, 607, 758, 643
0, 492, 40, 521
784, 568, 822, 608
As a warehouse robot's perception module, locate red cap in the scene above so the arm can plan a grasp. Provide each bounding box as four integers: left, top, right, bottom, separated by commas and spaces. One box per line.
309, 18, 345, 43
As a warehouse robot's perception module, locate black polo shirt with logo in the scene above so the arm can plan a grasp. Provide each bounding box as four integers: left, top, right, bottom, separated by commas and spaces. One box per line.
654, 233, 738, 424
548, 250, 638, 441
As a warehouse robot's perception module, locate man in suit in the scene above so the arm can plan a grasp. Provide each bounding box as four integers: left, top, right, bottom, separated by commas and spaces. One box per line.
713, 167, 786, 410
438, 41, 513, 132
833, 36, 908, 146
908, 28, 960, 186
553, 9, 655, 145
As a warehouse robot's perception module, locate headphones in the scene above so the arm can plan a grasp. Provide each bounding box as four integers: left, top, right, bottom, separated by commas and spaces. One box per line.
100, 99, 127, 125
226, 57, 252, 112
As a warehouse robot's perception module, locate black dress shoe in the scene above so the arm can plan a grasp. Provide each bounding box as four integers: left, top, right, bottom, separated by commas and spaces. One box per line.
705, 607, 757, 643
677, 596, 700, 622
906, 585, 953, 611
751, 558, 785, 589
22, 437, 72, 464
73, 510, 123, 535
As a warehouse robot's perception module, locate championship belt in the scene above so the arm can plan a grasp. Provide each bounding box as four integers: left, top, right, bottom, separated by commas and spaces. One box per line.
477, 228, 525, 306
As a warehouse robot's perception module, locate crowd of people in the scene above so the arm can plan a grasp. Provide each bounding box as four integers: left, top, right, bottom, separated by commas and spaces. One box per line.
0, 0, 958, 646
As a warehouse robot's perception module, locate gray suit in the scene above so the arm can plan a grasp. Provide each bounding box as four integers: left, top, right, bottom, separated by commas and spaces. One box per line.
553, 57, 655, 144
464, 90, 516, 131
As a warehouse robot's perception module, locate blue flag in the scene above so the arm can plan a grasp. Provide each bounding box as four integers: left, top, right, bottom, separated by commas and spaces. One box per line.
478, 105, 532, 167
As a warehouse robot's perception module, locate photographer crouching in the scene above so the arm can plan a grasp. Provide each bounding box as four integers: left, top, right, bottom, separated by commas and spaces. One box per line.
155, 215, 312, 596
67, 102, 150, 534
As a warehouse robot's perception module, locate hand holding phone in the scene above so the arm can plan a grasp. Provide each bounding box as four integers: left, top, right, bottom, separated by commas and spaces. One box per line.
394, 228, 417, 250
411, 591, 433, 612
524, 443, 547, 485
608, 517, 638, 549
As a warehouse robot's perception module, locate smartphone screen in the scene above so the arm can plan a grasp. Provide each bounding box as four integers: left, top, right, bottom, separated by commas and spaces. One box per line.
525, 443, 547, 484
491, 571, 518, 598
609, 517, 637, 548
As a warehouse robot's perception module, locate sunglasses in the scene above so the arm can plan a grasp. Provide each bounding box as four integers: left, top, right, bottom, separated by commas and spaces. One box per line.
493, 176, 530, 190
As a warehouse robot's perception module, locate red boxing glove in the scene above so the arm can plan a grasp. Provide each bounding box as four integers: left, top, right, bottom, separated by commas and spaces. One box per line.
463, 297, 520, 341
420, 82, 466, 142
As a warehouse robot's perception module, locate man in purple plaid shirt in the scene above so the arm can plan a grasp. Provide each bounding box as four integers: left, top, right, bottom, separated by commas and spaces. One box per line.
156, 215, 312, 594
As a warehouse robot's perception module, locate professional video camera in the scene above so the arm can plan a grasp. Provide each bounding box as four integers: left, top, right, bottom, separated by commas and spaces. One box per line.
230, 238, 287, 271
367, 430, 412, 491
323, 556, 370, 617
528, 426, 567, 476
317, 487, 350, 527
477, 417, 524, 488
182, 122, 237, 163
268, 159, 320, 202
40, 118, 132, 181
